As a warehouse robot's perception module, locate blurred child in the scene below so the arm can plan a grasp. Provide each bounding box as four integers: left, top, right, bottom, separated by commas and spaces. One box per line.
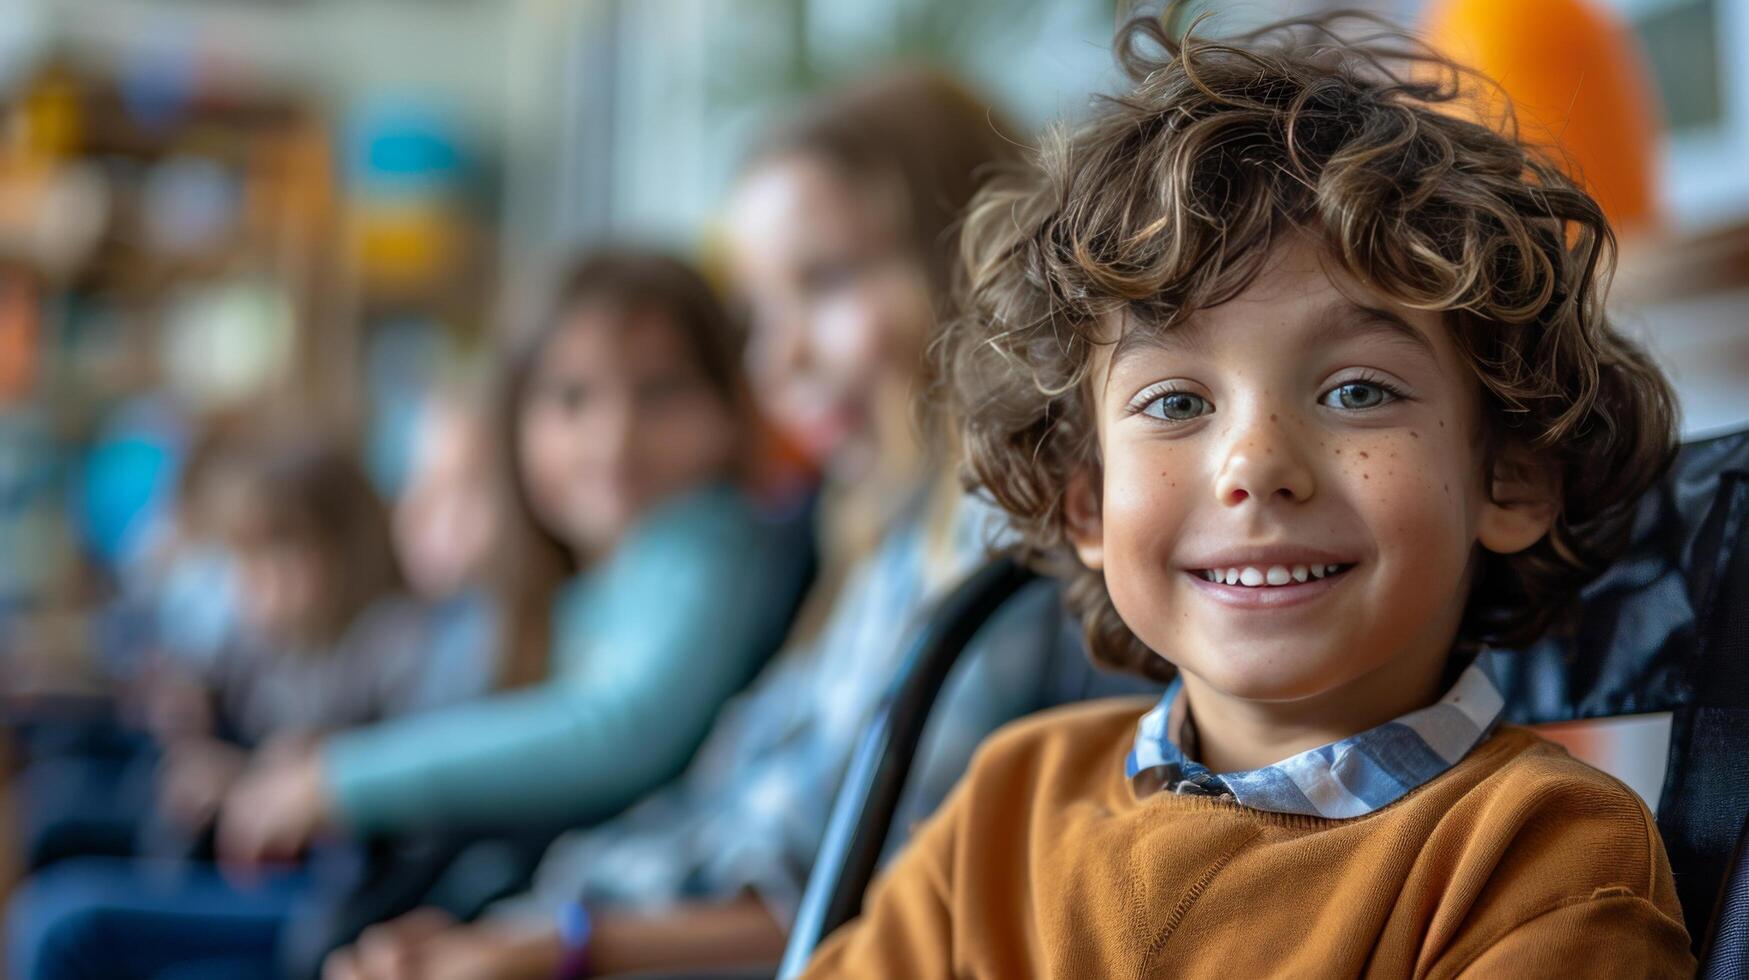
10, 420, 248, 872
321, 69, 1060, 980
384, 391, 502, 712
9, 431, 494, 979
151, 435, 427, 832
802, 12, 1692, 977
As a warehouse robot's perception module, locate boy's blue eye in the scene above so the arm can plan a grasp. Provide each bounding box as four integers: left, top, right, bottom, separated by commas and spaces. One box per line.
1142, 391, 1211, 422
1322, 381, 1394, 411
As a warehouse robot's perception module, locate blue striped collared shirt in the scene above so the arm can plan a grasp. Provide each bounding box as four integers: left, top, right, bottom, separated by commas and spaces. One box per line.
1124, 661, 1506, 819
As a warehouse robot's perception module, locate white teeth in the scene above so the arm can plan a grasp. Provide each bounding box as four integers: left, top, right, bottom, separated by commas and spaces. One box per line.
1199, 563, 1347, 588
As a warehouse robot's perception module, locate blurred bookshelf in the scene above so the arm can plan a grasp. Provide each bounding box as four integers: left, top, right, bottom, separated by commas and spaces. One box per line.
0, 8, 507, 680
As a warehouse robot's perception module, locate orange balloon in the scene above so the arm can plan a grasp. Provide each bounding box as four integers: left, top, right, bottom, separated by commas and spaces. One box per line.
1421, 0, 1662, 237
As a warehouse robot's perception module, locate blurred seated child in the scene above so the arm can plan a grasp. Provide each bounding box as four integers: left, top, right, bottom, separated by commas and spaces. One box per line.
320, 69, 1057, 980
11, 416, 491, 869
382, 390, 503, 715
6, 431, 492, 980
154, 427, 502, 833
9, 421, 248, 871
802, 11, 1693, 978
150, 434, 464, 834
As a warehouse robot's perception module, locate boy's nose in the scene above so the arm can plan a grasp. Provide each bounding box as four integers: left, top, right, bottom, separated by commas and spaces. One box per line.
1213, 415, 1316, 506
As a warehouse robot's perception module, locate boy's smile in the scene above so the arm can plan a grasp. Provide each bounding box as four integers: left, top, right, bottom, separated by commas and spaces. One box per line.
1066, 240, 1554, 769
1184, 550, 1358, 609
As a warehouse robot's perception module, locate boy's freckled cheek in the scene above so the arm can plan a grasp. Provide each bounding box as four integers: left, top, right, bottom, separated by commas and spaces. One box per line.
1347, 433, 1472, 554
1101, 440, 1194, 548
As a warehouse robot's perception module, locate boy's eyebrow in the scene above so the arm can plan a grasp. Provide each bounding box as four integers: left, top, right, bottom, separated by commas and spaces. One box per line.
1106, 298, 1434, 367
1308, 298, 1438, 360
1108, 314, 1210, 365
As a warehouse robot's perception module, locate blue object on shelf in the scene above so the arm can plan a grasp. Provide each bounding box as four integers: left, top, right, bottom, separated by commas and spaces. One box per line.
345, 98, 467, 199
74, 396, 187, 571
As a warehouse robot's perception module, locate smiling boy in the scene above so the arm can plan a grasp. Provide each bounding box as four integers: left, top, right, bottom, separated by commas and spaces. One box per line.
801, 11, 1694, 979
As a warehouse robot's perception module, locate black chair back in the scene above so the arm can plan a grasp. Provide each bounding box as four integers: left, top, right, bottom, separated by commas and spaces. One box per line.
778, 558, 1039, 978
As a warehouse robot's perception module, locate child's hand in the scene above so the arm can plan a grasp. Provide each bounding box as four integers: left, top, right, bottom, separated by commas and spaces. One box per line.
321, 908, 563, 980
137, 661, 215, 742
156, 738, 248, 830
215, 744, 332, 869
258, 730, 322, 762
322, 907, 456, 980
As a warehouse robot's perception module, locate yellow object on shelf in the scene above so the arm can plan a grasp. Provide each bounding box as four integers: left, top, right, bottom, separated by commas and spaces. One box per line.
351, 201, 463, 293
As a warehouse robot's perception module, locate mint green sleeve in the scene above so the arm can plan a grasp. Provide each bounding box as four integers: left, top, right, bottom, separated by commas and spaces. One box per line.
322, 488, 798, 832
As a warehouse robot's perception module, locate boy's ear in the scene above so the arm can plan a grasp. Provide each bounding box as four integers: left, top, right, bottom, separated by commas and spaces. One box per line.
1063, 468, 1105, 570
1476, 443, 1559, 555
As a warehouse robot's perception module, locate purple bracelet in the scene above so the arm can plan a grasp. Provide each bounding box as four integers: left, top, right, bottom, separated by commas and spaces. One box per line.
556, 901, 593, 979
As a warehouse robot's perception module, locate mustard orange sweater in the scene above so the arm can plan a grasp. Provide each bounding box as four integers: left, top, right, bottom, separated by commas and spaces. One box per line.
803, 698, 1694, 979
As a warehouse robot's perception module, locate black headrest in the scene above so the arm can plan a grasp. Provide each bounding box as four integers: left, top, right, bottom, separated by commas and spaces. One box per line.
1486, 426, 1749, 722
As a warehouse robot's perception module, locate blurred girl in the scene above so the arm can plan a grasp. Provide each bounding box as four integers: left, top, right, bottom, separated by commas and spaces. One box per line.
213, 251, 809, 863
325, 70, 1057, 980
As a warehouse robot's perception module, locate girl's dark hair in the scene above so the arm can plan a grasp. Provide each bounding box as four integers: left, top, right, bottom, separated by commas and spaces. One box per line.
492, 248, 747, 686
939, 10, 1678, 679
222, 433, 402, 646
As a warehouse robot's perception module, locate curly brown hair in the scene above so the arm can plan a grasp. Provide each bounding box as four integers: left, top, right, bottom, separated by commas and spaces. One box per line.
937, 10, 1678, 681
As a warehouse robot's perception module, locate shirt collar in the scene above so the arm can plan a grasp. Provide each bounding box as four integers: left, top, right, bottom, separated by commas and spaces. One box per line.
1124, 661, 1506, 819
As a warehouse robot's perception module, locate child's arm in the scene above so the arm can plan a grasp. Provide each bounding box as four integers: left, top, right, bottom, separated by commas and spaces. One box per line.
583, 897, 788, 975
220, 490, 800, 861
320, 513, 778, 829
1443, 895, 1692, 979
1427, 763, 1694, 979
